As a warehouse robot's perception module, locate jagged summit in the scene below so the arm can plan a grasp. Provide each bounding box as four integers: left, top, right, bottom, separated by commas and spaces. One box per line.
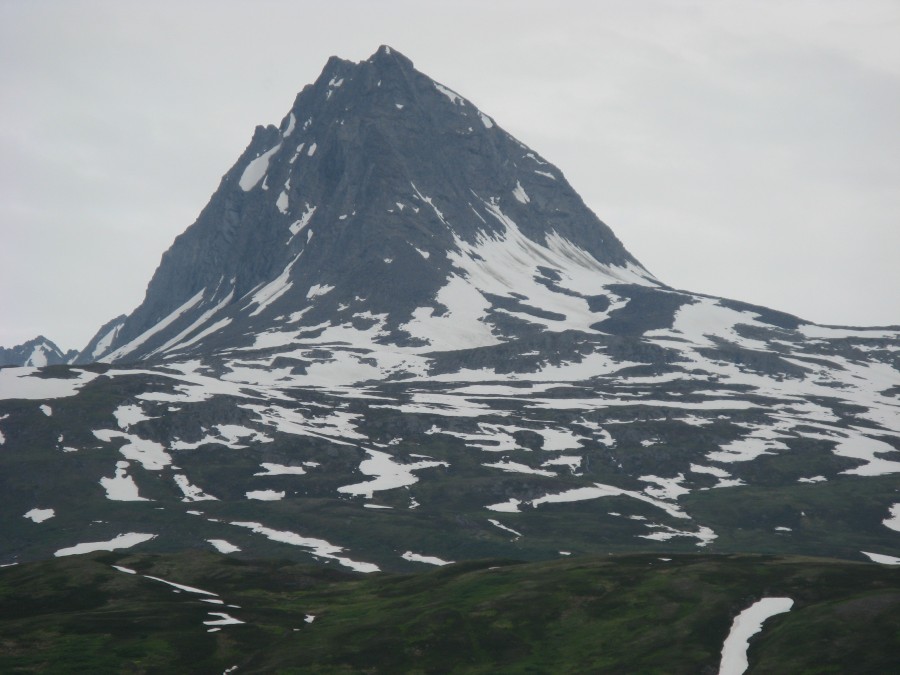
77, 46, 654, 365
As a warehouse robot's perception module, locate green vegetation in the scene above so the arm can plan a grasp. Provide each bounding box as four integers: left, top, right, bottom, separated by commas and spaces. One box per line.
1, 551, 897, 673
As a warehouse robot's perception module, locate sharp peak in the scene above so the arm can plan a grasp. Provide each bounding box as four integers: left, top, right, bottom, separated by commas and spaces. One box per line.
368, 44, 414, 68
319, 45, 415, 78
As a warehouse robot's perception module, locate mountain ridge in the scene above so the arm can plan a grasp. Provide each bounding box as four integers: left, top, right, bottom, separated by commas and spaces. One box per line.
0, 336, 76, 368
1, 46, 897, 576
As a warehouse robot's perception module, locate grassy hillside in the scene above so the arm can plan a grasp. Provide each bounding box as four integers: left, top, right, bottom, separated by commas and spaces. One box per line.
1, 551, 897, 673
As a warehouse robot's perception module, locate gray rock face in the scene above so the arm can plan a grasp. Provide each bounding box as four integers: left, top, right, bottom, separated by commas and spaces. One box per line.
78, 45, 650, 364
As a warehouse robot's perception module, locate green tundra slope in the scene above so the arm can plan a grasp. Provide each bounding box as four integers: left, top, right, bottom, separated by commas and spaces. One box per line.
1, 552, 897, 674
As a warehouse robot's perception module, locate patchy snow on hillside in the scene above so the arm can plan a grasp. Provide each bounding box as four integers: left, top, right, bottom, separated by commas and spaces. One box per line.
718, 597, 793, 675
54, 533, 157, 557
23, 508, 55, 523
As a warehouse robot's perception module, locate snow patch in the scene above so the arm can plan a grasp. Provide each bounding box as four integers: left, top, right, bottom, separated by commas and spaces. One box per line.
402, 551, 453, 566
231, 521, 379, 573
93, 429, 171, 471
861, 551, 900, 565
254, 462, 308, 476
718, 598, 793, 675
208, 539, 241, 554
512, 180, 530, 204
246, 489, 285, 501
0, 367, 100, 400
434, 82, 464, 104
307, 284, 335, 299
488, 519, 522, 538
24, 508, 55, 523
239, 144, 282, 191
101, 461, 150, 501
337, 449, 447, 498
173, 474, 218, 502
54, 533, 157, 557
883, 504, 900, 532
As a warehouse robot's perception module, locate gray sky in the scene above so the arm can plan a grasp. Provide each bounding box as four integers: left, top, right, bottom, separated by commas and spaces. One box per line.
2, 0, 898, 351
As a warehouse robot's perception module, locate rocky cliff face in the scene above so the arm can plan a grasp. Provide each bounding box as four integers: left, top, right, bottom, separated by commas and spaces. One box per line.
76, 45, 651, 366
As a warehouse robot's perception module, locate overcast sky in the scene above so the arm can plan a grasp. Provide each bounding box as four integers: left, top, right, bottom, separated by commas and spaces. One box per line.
2, 0, 898, 351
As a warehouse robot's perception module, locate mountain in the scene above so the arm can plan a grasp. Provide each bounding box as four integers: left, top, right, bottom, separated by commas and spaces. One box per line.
75, 44, 651, 366
0, 336, 76, 367
1, 47, 898, 576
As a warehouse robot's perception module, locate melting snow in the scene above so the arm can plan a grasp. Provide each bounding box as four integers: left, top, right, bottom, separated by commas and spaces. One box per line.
639, 474, 690, 500
101, 290, 204, 362
208, 539, 241, 554
90, 322, 122, 359
512, 180, 530, 204
54, 533, 157, 557
144, 574, 218, 596
230, 521, 379, 572
248, 254, 302, 317
40, 404, 52, 416
639, 523, 717, 547
239, 143, 282, 191
434, 82, 464, 104
488, 519, 522, 538
276, 190, 289, 214
402, 551, 453, 566
23, 508, 55, 523
289, 204, 316, 235
154, 290, 235, 355
283, 112, 296, 137
204, 612, 244, 626
246, 489, 285, 501
307, 284, 335, 299
113, 404, 152, 430
93, 429, 171, 471
101, 461, 150, 501
173, 474, 218, 502
718, 598, 793, 675
401, 276, 501, 351
26, 345, 49, 367
254, 462, 308, 476
861, 551, 900, 565
530, 482, 689, 520
483, 460, 555, 477
337, 449, 448, 498
486, 498, 522, 513
0, 367, 100, 400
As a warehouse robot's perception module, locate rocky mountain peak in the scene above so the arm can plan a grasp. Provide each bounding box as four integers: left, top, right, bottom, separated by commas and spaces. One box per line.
77, 46, 654, 365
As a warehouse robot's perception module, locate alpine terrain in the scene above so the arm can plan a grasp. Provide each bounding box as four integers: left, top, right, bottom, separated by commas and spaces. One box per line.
1, 46, 898, 672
